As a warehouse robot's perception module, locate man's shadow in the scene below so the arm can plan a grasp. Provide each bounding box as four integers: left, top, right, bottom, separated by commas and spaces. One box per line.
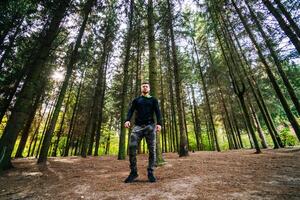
127, 179, 155, 183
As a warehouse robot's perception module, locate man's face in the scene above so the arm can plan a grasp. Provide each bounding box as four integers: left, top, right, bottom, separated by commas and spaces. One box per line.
141, 84, 150, 94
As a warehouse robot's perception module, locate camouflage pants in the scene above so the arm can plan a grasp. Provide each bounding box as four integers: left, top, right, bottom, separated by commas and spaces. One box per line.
129, 124, 156, 173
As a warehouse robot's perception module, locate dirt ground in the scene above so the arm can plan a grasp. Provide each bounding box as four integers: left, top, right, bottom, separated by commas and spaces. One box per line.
0, 148, 300, 200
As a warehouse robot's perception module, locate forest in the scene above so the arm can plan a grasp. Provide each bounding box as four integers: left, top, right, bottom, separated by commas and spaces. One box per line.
0, 0, 300, 176
1, 0, 300, 198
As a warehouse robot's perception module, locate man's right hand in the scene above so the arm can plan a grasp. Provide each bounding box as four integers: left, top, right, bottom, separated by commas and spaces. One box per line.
124, 121, 131, 128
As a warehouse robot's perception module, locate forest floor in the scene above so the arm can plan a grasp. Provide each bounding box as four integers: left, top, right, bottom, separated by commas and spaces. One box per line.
0, 148, 300, 200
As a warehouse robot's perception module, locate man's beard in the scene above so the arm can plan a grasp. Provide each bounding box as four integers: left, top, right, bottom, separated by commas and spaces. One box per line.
142, 91, 149, 95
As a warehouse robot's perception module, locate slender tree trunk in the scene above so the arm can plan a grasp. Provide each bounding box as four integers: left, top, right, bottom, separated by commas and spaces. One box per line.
27, 101, 48, 157
215, 75, 238, 149
204, 114, 213, 150
118, 0, 134, 160
35, 96, 58, 158
136, 35, 142, 155
167, 0, 188, 156
88, 12, 115, 157
159, 63, 167, 153
188, 92, 197, 150
94, 53, 110, 156
147, 0, 164, 163
63, 70, 85, 156
205, 51, 221, 150
27, 128, 38, 157
15, 90, 45, 158
236, 89, 261, 153
209, 5, 261, 152
209, 4, 261, 152
183, 98, 190, 150
191, 85, 201, 150
249, 100, 268, 148
262, 0, 300, 54
229, 99, 244, 148
52, 81, 74, 157
164, 21, 179, 153
193, 38, 220, 151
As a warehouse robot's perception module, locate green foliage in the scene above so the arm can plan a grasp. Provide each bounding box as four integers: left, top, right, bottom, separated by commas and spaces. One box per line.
280, 127, 298, 147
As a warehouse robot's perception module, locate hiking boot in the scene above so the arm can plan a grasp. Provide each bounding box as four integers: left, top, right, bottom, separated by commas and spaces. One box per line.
124, 171, 138, 183
148, 171, 156, 183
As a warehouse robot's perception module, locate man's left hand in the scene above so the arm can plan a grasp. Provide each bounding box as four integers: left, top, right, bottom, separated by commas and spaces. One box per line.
156, 125, 161, 132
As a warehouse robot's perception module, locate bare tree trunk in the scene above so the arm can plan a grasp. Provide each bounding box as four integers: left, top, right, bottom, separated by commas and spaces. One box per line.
27, 102, 49, 157
159, 63, 167, 153
167, 0, 188, 156
118, 0, 134, 160
94, 53, 110, 156
190, 85, 202, 150
15, 89, 45, 158
147, 0, 164, 163
193, 38, 220, 151
64, 70, 85, 156
52, 81, 74, 157
249, 100, 268, 148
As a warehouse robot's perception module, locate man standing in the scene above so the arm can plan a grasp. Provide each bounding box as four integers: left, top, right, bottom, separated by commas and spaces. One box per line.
124, 82, 162, 183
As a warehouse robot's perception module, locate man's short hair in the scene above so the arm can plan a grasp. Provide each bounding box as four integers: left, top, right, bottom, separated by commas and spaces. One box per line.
141, 81, 150, 85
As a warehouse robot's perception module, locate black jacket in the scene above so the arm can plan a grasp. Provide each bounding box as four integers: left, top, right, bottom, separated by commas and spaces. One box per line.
125, 95, 162, 126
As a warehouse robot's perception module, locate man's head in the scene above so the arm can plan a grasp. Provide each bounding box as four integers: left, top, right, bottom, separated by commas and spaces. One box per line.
141, 82, 150, 95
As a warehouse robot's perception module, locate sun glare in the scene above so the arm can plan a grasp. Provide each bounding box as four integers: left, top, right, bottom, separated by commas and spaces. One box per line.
51, 70, 65, 82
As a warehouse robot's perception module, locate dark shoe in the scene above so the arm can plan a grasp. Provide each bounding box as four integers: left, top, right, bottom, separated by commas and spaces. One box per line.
124, 171, 138, 183
148, 171, 156, 182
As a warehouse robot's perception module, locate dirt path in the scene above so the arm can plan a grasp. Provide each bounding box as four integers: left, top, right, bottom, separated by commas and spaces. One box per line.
1, 148, 300, 200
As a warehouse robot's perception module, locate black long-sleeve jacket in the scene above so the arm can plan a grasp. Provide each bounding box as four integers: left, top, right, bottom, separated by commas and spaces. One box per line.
125, 95, 162, 126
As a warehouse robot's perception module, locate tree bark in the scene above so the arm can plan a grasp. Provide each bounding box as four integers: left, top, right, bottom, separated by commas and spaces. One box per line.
190, 85, 202, 150
167, 0, 188, 156
118, 0, 134, 160
147, 0, 165, 164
